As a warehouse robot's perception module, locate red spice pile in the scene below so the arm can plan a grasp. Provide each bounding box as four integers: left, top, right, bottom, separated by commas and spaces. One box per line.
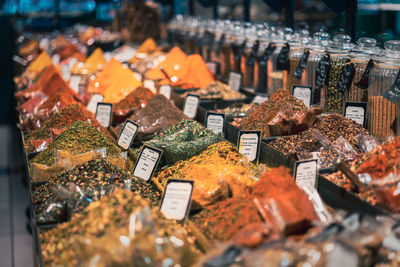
192, 167, 317, 243
38, 87, 79, 114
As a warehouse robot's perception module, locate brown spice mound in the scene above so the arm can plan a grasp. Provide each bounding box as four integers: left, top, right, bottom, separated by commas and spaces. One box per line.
238, 89, 307, 138
192, 167, 317, 242
269, 114, 368, 158
118, 94, 187, 140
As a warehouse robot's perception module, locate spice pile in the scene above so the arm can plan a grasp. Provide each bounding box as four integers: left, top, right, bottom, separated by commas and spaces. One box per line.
40, 189, 200, 266
31, 121, 132, 168
326, 136, 400, 212
182, 81, 246, 100
144, 119, 221, 165
33, 158, 160, 224
87, 58, 142, 103
119, 94, 187, 140
71, 48, 107, 75
155, 141, 259, 206
192, 167, 317, 243
24, 104, 113, 153
237, 89, 307, 137
145, 47, 214, 89
269, 114, 368, 165
113, 86, 154, 124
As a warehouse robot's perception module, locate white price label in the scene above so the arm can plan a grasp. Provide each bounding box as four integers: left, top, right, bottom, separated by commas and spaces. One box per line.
95, 103, 113, 128
228, 71, 242, 91
252, 95, 269, 104
206, 61, 217, 75
144, 79, 156, 94
344, 102, 367, 127
238, 131, 261, 163
294, 159, 318, 188
87, 94, 104, 113
159, 85, 172, 99
133, 71, 143, 82
61, 64, 71, 81
133, 146, 163, 181
205, 112, 225, 136
183, 95, 200, 119
327, 243, 359, 267
160, 179, 194, 221
292, 86, 312, 108
69, 75, 82, 93
52, 54, 60, 65
117, 120, 139, 150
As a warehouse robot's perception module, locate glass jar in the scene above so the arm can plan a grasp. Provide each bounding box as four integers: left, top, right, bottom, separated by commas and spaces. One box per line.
229, 22, 246, 73
347, 37, 379, 102
324, 34, 355, 114
241, 23, 258, 89
368, 40, 400, 137
286, 29, 310, 92
201, 20, 216, 62
267, 27, 292, 96
219, 20, 233, 81
183, 17, 198, 54
305, 32, 330, 97
253, 24, 272, 94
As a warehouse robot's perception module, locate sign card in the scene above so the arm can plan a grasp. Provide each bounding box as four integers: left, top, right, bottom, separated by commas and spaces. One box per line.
87, 94, 104, 113
237, 130, 261, 163
160, 179, 194, 222
144, 79, 156, 94
228, 71, 242, 91
293, 159, 318, 188
159, 85, 172, 100
205, 112, 225, 136
206, 61, 218, 75
95, 102, 112, 128
292, 86, 313, 108
344, 102, 367, 128
117, 120, 139, 150
183, 94, 200, 119
133, 145, 163, 181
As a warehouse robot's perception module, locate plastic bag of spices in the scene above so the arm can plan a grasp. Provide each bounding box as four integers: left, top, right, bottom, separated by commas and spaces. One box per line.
54, 148, 107, 171
368, 171, 400, 213
17, 91, 48, 115
30, 162, 66, 182
356, 133, 379, 153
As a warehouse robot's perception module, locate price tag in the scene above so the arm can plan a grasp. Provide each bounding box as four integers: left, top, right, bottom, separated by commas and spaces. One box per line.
69, 75, 82, 93
183, 94, 200, 119
382, 70, 400, 104
337, 59, 355, 93
315, 54, 331, 88
52, 54, 60, 65
293, 49, 310, 79
276, 43, 290, 71
228, 71, 242, 91
252, 95, 269, 104
237, 130, 261, 163
61, 64, 70, 81
87, 94, 104, 113
144, 79, 156, 94
293, 159, 318, 188
205, 112, 225, 136
159, 85, 172, 99
160, 179, 194, 222
95, 103, 113, 128
344, 102, 367, 128
292, 86, 313, 108
326, 242, 359, 267
206, 61, 218, 75
117, 120, 139, 150
133, 145, 163, 181
133, 71, 143, 82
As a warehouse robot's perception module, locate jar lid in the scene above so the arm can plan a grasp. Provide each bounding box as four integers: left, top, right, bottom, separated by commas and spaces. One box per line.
307, 31, 330, 51
374, 40, 400, 65
350, 37, 380, 59
327, 34, 355, 53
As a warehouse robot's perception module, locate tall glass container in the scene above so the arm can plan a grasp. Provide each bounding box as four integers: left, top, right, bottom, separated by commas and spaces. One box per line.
241, 24, 258, 89
347, 38, 379, 103
267, 27, 292, 95
368, 40, 400, 137
253, 25, 271, 94
324, 34, 354, 114
219, 20, 233, 81
286, 29, 310, 92
229, 22, 246, 73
